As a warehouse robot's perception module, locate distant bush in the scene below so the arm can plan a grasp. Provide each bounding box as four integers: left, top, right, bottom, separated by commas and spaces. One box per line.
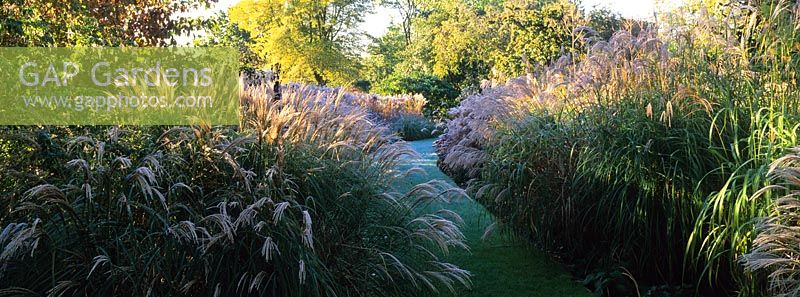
389, 114, 439, 141
373, 73, 460, 119
352, 80, 371, 92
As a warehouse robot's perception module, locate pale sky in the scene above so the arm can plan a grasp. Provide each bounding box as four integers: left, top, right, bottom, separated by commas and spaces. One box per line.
181, 0, 685, 43
581, 0, 684, 20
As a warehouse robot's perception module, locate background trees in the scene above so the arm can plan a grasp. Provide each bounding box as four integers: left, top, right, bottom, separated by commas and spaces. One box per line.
0, 0, 623, 113
362, 25, 408, 87
6, 0, 616, 109
362, 0, 622, 116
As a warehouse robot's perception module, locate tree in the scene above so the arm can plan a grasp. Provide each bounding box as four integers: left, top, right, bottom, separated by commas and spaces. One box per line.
362, 25, 408, 83
488, 0, 583, 79
195, 12, 262, 71
381, 0, 421, 44
586, 7, 623, 41
229, 0, 372, 86
0, 0, 214, 46
427, 1, 493, 88
464, 0, 506, 12
388, 0, 494, 89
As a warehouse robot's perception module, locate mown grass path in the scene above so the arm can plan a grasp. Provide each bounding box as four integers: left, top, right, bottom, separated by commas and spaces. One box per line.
397, 138, 591, 297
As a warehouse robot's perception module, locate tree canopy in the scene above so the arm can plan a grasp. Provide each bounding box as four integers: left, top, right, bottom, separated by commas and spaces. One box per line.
362, 25, 408, 84
0, 0, 214, 46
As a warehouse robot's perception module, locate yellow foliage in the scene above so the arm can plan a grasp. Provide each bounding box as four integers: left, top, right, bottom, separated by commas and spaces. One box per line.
229, 0, 364, 86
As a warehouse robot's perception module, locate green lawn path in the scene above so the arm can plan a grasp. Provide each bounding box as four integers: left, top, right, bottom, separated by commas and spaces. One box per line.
397, 138, 592, 297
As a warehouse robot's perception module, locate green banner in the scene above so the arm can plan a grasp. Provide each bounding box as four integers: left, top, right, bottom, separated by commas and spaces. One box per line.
0, 47, 240, 125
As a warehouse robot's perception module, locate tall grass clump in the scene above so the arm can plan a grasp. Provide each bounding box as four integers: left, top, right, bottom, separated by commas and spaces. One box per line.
437, 0, 800, 294
344, 91, 438, 141
0, 81, 470, 296
743, 149, 800, 296
274, 82, 437, 141
434, 77, 538, 184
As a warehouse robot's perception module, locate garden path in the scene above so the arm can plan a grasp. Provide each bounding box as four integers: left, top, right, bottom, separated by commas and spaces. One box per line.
397, 138, 591, 297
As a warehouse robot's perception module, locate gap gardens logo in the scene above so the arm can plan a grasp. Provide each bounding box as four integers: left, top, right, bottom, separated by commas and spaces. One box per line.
0, 47, 239, 125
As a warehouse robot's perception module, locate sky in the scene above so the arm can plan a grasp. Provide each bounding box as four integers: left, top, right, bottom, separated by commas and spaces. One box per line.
182, 0, 685, 42
581, 0, 684, 20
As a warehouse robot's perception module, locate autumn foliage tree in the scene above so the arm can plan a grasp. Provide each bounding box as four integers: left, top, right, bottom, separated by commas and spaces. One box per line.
229, 0, 372, 86
0, 0, 215, 46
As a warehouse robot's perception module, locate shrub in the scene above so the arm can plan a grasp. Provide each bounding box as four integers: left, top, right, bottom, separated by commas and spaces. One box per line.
0, 83, 470, 296
352, 79, 371, 92
389, 114, 439, 141
372, 73, 460, 119
343, 91, 427, 121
